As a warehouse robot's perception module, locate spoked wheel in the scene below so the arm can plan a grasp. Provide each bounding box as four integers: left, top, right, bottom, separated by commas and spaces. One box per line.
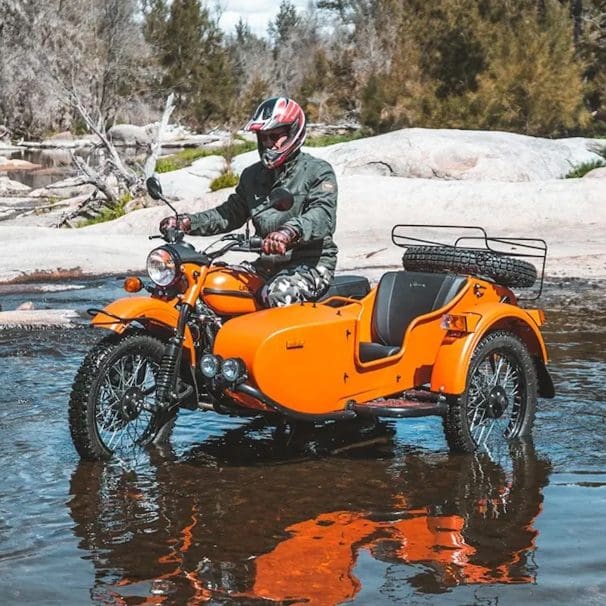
443, 331, 537, 454
69, 333, 176, 460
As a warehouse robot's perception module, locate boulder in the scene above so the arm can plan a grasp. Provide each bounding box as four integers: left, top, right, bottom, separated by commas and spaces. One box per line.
158, 167, 213, 199
0, 158, 42, 171
0, 176, 31, 196
188, 155, 227, 180
108, 124, 153, 147
584, 166, 606, 179
307, 128, 605, 181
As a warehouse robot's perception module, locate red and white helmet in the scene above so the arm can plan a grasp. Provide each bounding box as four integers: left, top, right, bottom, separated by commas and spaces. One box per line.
244, 97, 306, 169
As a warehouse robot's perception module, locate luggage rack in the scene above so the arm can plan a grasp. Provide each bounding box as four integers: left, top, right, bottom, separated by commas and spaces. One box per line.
391, 224, 548, 300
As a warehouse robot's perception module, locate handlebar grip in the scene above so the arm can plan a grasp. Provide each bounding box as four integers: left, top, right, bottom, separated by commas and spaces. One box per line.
248, 235, 263, 251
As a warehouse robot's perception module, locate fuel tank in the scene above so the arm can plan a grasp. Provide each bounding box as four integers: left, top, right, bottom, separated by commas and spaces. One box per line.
201, 266, 264, 315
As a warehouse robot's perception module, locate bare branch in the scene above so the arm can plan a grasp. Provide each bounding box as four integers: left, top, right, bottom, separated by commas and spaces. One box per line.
71, 154, 118, 205
144, 93, 176, 178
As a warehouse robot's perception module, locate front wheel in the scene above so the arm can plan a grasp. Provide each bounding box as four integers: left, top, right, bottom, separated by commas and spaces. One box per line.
69, 333, 176, 460
443, 331, 537, 454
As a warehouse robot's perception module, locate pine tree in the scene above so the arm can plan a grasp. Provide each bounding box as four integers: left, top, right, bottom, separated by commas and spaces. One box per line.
151, 0, 235, 129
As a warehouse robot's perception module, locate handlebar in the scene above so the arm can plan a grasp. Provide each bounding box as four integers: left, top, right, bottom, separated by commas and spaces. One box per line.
202, 233, 263, 260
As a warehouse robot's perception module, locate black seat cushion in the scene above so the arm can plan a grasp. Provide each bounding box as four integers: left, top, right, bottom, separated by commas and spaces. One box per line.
320, 275, 370, 301
358, 271, 466, 362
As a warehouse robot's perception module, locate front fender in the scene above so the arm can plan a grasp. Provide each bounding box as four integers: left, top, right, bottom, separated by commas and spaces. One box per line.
91, 296, 196, 362
430, 303, 548, 396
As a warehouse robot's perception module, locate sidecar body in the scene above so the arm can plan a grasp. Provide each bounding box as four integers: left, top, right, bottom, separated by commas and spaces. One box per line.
204, 225, 555, 452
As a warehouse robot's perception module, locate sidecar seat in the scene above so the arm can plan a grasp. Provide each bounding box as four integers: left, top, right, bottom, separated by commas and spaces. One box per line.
359, 271, 467, 363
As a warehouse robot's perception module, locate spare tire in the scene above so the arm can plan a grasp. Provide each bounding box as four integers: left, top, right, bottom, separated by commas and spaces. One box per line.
402, 246, 537, 288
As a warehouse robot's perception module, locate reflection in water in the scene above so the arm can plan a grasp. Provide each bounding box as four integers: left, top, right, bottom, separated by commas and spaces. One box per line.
68, 421, 550, 605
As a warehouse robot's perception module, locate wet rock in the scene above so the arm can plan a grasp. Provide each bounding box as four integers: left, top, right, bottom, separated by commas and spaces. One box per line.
0, 308, 81, 329
0, 177, 31, 196
0, 158, 42, 171
16, 301, 34, 310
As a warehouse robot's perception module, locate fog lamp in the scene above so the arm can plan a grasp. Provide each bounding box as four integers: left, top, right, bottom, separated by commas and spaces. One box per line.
200, 354, 221, 378
221, 358, 246, 383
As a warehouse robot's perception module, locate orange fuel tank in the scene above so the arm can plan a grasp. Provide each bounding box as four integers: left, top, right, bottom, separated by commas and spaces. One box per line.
201, 266, 264, 316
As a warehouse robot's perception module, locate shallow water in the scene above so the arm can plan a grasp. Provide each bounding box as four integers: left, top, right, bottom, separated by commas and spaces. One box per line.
0, 279, 604, 605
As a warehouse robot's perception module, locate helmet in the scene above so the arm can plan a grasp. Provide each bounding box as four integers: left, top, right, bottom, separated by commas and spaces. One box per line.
244, 97, 306, 169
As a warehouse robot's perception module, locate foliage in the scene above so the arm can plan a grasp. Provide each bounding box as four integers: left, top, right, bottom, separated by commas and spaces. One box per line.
144, 0, 235, 130
565, 159, 606, 178
155, 140, 256, 173
1, 0, 605, 139
210, 171, 239, 191
305, 131, 364, 147
82, 194, 131, 226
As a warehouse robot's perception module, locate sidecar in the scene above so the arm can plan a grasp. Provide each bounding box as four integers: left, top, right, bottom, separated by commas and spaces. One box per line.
202, 225, 555, 453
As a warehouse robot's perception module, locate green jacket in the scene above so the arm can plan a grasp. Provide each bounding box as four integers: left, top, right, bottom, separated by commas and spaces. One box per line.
188, 152, 339, 273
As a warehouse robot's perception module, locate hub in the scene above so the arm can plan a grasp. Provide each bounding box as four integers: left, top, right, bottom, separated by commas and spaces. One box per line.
120, 387, 144, 422
486, 386, 508, 419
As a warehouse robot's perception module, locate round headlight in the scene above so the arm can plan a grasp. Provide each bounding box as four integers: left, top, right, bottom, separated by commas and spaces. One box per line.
146, 248, 179, 286
200, 354, 221, 378
221, 358, 246, 383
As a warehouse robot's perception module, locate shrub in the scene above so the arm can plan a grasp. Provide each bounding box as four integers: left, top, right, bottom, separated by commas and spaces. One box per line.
210, 171, 238, 191
155, 139, 256, 173
565, 160, 606, 178
305, 131, 363, 147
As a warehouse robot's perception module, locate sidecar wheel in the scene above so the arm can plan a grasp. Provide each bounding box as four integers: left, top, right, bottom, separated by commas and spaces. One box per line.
443, 331, 537, 454
69, 333, 176, 460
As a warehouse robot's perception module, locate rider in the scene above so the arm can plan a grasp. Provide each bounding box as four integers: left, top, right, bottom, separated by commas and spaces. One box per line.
159, 97, 338, 307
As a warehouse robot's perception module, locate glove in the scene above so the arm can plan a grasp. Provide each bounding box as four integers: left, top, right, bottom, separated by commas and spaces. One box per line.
159, 214, 192, 235
262, 225, 300, 255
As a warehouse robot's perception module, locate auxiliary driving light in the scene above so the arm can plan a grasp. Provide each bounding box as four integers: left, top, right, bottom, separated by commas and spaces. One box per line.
221, 358, 246, 383
200, 354, 221, 378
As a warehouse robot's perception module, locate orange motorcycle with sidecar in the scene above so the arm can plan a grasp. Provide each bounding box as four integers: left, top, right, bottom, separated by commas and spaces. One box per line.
68, 177, 555, 460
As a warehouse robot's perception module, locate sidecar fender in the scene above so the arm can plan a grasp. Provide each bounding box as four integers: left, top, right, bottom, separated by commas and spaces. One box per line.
91, 296, 196, 361
430, 303, 549, 397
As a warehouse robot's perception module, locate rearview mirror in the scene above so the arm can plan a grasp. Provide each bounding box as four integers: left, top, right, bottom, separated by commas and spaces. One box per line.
146, 176, 163, 200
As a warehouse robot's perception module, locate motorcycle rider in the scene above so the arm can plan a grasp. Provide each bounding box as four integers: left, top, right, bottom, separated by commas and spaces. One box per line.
159, 96, 338, 307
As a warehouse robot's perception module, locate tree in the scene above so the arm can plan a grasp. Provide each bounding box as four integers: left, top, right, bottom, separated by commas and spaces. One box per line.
0, 0, 150, 137
225, 19, 272, 123
148, 0, 236, 129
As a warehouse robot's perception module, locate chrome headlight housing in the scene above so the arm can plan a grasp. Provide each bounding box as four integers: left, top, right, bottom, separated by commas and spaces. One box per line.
146, 247, 179, 286
200, 353, 222, 379
221, 358, 246, 383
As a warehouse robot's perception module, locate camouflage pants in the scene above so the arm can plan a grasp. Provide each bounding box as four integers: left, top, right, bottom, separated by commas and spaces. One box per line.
260, 265, 333, 308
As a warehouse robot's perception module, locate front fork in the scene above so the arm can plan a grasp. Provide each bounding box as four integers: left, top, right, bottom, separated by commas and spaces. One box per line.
155, 302, 195, 410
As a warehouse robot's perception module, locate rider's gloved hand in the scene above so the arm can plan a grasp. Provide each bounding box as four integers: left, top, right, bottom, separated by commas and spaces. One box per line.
159, 214, 192, 235
262, 225, 300, 255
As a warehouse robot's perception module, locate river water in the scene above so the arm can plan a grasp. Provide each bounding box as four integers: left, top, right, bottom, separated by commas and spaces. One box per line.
0, 278, 604, 605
